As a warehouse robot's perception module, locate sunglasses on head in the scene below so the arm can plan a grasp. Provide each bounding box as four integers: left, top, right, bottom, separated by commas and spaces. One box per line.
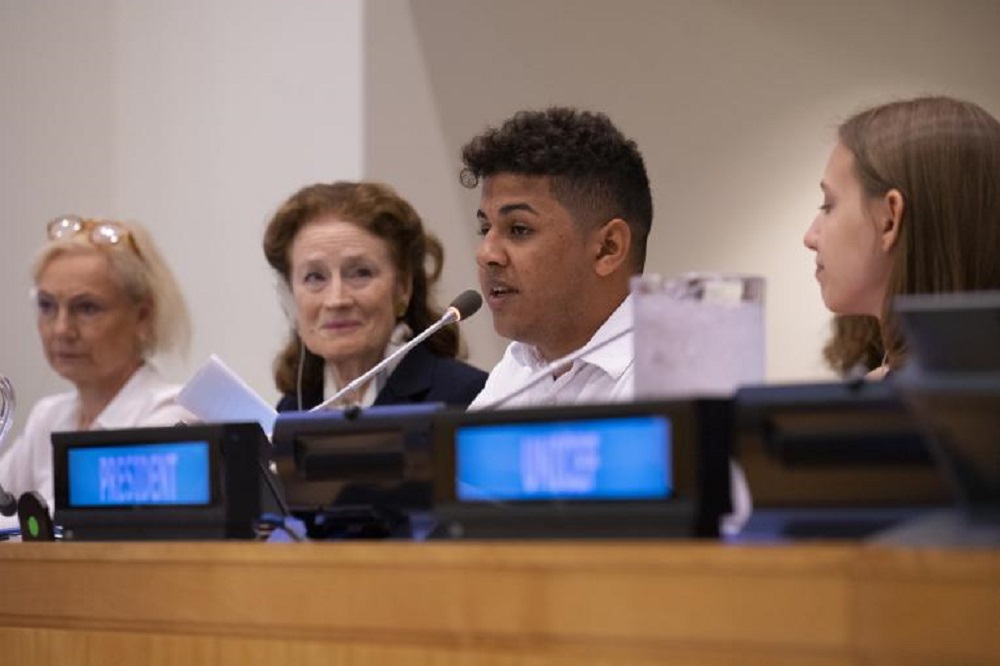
46, 215, 142, 258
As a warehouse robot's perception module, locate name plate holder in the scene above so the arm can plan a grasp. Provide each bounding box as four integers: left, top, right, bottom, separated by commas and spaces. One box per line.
431, 400, 732, 539
53, 422, 278, 540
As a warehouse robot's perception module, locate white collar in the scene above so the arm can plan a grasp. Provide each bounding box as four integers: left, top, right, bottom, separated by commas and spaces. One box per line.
323, 322, 413, 407
91, 363, 160, 429
509, 294, 634, 380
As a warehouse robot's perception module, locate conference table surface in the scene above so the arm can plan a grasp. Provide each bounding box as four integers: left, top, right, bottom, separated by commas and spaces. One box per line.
0, 539, 998, 665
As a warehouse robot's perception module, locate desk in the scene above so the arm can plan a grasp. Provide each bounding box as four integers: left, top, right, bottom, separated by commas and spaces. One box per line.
0, 541, 997, 665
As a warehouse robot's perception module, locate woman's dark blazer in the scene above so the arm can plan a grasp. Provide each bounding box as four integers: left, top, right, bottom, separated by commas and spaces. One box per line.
276, 344, 487, 412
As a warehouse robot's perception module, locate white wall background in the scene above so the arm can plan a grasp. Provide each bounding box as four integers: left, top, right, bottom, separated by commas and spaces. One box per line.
2, 0, 999, 438
364, 0, 1000, 381
0, 1, 363, 429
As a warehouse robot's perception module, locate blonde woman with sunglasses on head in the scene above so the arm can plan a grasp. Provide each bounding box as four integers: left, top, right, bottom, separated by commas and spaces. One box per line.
0, 215, 192, 528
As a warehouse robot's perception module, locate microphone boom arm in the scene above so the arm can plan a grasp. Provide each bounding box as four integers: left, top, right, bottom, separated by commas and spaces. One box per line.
308, 292, 480, 413
481, 326, 635, 410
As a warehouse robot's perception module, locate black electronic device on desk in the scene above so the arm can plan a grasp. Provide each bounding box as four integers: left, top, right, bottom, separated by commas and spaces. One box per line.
53, 422, 280, 540
884, 291, 1000, 545
270, 404, 443, 539
733, 381, 951, 541
430, 400, 732, 539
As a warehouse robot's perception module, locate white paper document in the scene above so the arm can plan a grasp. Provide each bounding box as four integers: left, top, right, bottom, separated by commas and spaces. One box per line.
177, 354, 277, 435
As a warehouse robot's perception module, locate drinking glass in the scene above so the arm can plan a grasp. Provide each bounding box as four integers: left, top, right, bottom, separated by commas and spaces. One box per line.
632, 273, 765, 398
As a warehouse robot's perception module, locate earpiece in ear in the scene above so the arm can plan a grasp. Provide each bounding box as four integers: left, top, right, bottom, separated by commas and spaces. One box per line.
274, 279, 298, 328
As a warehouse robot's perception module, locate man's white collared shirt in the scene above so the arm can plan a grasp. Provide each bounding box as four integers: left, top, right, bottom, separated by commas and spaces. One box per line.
469, 295, 634, 410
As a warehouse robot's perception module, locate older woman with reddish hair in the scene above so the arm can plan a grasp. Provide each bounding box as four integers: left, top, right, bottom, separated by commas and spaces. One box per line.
263, 181, 486, 411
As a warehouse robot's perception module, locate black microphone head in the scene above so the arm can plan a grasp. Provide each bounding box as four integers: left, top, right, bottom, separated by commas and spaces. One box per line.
449, 290, 483, 321
0, 488, 16, 517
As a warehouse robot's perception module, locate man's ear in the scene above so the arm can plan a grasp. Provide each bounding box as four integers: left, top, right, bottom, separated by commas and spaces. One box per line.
592, 218, 632, 277
878, 189, 905, 252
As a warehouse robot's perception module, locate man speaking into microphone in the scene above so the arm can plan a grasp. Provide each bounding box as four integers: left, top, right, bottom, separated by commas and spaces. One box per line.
461, 107, 653, 409
263, 181, 487, 412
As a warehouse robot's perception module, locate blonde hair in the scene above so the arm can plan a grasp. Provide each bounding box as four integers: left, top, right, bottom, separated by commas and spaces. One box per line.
33, 218, 191, 359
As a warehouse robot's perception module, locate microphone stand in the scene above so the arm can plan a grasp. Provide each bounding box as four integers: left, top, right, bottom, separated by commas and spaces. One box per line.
310, 309, 461, 412
0, 483, 16, 518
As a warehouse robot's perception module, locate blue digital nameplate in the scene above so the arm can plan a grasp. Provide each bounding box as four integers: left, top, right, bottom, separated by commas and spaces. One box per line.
67, 441, 212, 508
455, 415, 671, 502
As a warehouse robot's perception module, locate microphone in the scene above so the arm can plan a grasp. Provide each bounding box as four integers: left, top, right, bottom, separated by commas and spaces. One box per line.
17, 491, 54, 541
310, 290, 483, 412
0, 484, 16, 517
479, 326, 634, 410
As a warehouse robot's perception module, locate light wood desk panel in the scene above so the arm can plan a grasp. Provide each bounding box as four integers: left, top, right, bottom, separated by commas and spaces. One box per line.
0, 541, 997, 665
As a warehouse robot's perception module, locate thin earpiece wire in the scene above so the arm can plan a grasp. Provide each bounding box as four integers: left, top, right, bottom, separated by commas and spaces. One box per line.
296, 339, 306, 412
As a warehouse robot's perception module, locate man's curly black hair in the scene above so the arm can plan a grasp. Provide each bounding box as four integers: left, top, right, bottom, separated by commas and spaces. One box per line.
460, 107, 653, 271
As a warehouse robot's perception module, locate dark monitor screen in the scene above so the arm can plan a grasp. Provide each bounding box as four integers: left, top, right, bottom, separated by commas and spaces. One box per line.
895, 290, 1000, 374
894, 291, 1000, 510
270, 404, 444, 513
734, 381, 951, 509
